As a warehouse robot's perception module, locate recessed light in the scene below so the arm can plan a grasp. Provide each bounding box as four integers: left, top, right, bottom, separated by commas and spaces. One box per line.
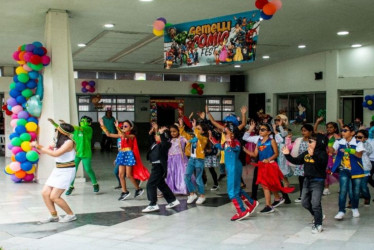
77, 43, 86, 47
337, 31, 349, 36
139, 0, 153, 2
298, 45, 306, 49
234, 65, 241, 68
351, 44, 362, 48
104, 23, 115, 28
262, 55, 270, 59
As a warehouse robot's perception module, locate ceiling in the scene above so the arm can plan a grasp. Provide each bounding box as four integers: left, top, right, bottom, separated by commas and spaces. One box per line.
0, 0, 373, 74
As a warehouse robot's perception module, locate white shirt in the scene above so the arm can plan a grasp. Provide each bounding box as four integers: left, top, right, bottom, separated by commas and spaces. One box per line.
243, 132, 283, 144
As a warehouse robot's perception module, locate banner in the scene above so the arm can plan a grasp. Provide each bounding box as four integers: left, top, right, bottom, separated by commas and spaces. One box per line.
164, 10, 261, 69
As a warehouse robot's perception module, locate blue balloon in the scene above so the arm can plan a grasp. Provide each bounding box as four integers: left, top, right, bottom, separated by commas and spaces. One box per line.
28, 71, 39, 80
9, 132, 19, 140
15, 125, 27, 135
13, 75, 18, 82
33, 47, 44, 56
36, 75, 44, 100
365, 95, 371, 101
21, 161, 33, 171
7, 105, 13, 111
27, 80, 37, 89
369, 106, 374, 111
9, 89, 21, 98
27, 117, 39, 124
15, 152, 27, 163
16, 95, 27, 104
15, 82, 26, 92
26, 95, 42, 117
261, 11, 273, 20
32, 41, 43, 48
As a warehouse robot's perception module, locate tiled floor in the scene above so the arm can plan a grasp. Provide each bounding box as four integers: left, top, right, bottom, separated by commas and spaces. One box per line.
1, 151, 374, 250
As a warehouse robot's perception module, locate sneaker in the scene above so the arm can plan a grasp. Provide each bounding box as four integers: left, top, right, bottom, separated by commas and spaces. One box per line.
294, 197, 302, 203
142, 205, 160, 213
364, 199, 370, 206
259, 206, 274, 214
334, 211, 345, 220
114, 185, 122, 190
165, 199, 180, 209
65, 187, 74, 196
118, 191, 131, 201
352, 209, 360, 218
323, 188, 330, 195
271, 197, 285, 208
196, 196, 206, 205
134, 188, 144, 198
311, 225, 323, 234
59, 214, 77, 223
217, 174, 226, 181
187, 194, 198, 204
231, 210, 250, 221
247, 200, 259, 214
93, 184, 99, 193
38, 216, 59, 224
312, 214, 326, 224
210, 185, 219, 191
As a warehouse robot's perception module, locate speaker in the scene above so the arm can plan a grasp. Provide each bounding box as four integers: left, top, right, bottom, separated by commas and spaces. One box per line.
230, 75, 246, 92
315, 71, 323, 80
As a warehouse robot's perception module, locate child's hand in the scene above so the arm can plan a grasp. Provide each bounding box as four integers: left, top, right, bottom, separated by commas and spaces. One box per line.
159, 126, 167, 133
241, 106, 248, 114
281, 146, 290, 155
178, 118, 184, 127
192, 119, 197, 128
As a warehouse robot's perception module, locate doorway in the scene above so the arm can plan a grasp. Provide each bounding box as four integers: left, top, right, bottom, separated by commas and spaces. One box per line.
157, 105, 175, 126
248, 93, 265, 121
340, 95, 363, 124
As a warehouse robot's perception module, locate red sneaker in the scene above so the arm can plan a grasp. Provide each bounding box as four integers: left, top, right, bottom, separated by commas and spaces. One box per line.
247, 200, 259, 214
231, 210, 250, 221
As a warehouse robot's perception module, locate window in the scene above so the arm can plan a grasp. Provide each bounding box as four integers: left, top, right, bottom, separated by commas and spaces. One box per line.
206, 97, 235, 121
116, 72, 135, 80
135, 73, 146, 80
277, 92, 326, 124
146, 73, 163, 81
98, 72, 115, 79
77, 71, 97, 79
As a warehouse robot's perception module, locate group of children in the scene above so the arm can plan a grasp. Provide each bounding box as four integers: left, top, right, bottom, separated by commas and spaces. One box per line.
34, 107, 374, 234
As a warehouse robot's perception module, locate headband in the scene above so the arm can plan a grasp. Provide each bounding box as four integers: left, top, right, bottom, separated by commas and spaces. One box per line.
57, 125, 73, 137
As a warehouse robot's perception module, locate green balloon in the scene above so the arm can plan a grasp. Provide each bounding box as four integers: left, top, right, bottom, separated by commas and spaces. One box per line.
27, 62, 43, 71
199, 83, 205, 89
10, 82, 16, 90
372, 115, 374, 121
20, 133, 31, 142
191, 89, 198, 94
22, 89, 33, 98
17, 119, 28, 126
21, 44, 26, 51
18, 73, 29, 83
11, 137, 22, 146
165, 22, 173, 27
26, 150, 39, 162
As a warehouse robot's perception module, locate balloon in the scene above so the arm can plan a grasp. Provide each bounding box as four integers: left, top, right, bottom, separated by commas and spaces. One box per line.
25, 44, 35, 52
33, 41, 43, 48
11, 146, 22, 155
263, 3, 277, 15
11, 137, 22, 147
21, 89, 33, 99
157, 17, 167, 24
12, 105, 23, 114
26, 151, 39, 162
29, 132, 37, 141
5, 165, 15, 175
17, 60, 26, 65
27, 79, 37, 89
23, 63, 32, 72
15, 170, 26, 179
88, 80, 95, 87
81, 87, 88, 93
271, 0, 282, 10
365, 95, 371, 101
27, 117, 39, 124
261, 11, 273, 20
23, 52, 33, 62
199, 84, 205, 89
9, 132, 19, 140
17, 73, 30, 83
10, 119, 18, 128
16, 66, 27, 75
33, 47, 44, 56
17, 119, 28, 126
10, 174, 22, 183
10, 162, 21, 172
21, 141, 32, 152
255, 0, 269, 9
18, 111, 29, 120
26, 166, 36, 174
369, 106, 374, 111
153, 20, 165, 31
191, 89, 198, 94
36, 75, 44, 100
15, 82, 26, 92
25, 122, 38, 132
9, 89, 21, 98
192, 83, 198, 89
85, 85, 91, 90
11, 155, 16, 162
24, 173, 34, 182
16, 95, 27, 104
28, 71, 39, 80
81, 81, 88, 87
30, 55, 42, 65
21, 161, 33, 171
13, 51, 20, 61
6, 110, 13, 116
7, 97, 18, 107
90, 87, 96, 93
153, 28, 164, 37
15, 125, 27, 134
19, 51, 26, 61
9, 82, 16, 90
363, 101, 368, 107
198, 90, 203, 95
11, 114, 18, 119
8, 143, 14, 150
41, 55, 50, 65
20, 133, 32, 142
368, 100, 373, 105
26, 95, 42, 117
15, 152, 27, 163
27, 62, 43, 71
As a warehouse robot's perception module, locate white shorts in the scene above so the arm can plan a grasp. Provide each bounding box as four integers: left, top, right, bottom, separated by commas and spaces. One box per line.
45, 167, 76, 190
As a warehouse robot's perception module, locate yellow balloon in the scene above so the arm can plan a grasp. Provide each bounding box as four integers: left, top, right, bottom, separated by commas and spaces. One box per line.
153, 28, 164, 37
26, 166, 36, 174
17, 60, 26, 65
25, 122, 38, 132
368, 100, 373, 105
21, 141, 32, 152
5, 165, 15, 175
16, 66, 27, 75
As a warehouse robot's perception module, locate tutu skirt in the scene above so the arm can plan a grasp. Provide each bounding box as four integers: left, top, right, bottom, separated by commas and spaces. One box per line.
256, 161, 295, 193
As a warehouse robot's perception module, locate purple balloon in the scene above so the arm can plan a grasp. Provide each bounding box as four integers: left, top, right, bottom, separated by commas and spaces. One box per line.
7, 143, 14, 150
7, 97, 18, 107
88, 81, 95, 87
157, 17, 167, 24
25, 44, 35, 52
18, 111, 29, 119
81, 87, 88, 93
10, 174, 22, 183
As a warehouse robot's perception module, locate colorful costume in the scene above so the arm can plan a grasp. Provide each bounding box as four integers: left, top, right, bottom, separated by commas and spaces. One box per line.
166, 136, 188, 194
325, 136, 339, 185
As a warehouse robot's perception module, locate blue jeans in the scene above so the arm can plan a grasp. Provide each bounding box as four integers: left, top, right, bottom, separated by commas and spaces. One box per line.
302, 178, 324, 226
360, 175, 371, 200
339, 169, 362, 212
185, 157, 205, 195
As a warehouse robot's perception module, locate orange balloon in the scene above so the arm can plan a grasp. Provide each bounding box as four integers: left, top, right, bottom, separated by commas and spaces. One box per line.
263, 3, 277, 15
11, 155, 16, 162
19, 51, 26, 61
15, 170, 26, 179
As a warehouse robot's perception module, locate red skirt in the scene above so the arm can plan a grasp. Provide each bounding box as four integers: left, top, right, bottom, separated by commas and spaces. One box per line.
256, 161, 295, 193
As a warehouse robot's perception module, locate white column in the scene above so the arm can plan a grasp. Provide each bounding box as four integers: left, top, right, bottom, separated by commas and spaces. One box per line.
325, 51, 339, 122
36, 9, 83, 183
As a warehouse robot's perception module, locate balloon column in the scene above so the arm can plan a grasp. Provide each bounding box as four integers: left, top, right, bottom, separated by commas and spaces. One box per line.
4, 42, 51, 183
255, 0, 282, 20
153, 17, 168, 37
191, 83, 205, 95
363, 95, 374, 110
81, 80, 96, 93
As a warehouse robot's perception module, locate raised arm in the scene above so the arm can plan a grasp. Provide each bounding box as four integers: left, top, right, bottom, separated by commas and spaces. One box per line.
314, 116, 324, 133
238, 106, 247, 131
205, 104, 224, 130
99, 118, 121, 138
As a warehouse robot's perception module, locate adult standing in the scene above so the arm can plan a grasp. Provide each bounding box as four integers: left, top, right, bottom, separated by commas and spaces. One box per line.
101, 110, 116, 152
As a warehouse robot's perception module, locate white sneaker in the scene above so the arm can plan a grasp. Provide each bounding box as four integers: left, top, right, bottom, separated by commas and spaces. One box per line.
187, 194, 198, 204
334, 211, 345, 220
352, 209, 360, 218
165, 199, 180, 209
294, 197, 302, 203
142, 205, 160, 213
38, 216, 59, 224
59, 214, 77, 223
323, 188, 330, 195
311, 225, 323, 234
196, 196, 206, 205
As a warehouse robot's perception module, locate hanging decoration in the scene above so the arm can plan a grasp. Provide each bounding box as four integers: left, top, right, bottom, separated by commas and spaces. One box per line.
363, 95, 374, 110
190, 83, 204, 95
81, 80, 96, 93
91, 94, 103, 110
5, 41, 51, 183
153, 17, 170, 37
255, 0, 282, 20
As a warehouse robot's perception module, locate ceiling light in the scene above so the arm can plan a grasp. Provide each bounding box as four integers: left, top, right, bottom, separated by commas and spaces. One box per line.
262, 55, 270, 59
77, 43, 86, 47
234, 65, 241, 68
139, 0, 153, 2
104, 23, 114, 28
298, 45, 306, 49
351, 44, 362, 48
337, 31, 349, 36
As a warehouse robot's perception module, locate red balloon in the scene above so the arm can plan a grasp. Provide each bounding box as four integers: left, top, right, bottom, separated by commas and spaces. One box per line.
6, 110, 13, 116
263, 2, 277, 15
82, 81, 88, 87
255, 0, 268, 9
192, 83, 198, 89
41, 47, 47, 55
30, 55, 42, 65
85, 85, 91, 90
198, 90, 203, 95
2, 104, 7, 111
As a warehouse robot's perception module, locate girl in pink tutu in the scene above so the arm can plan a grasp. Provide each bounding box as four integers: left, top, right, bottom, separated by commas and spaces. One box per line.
166, 125, 188, 194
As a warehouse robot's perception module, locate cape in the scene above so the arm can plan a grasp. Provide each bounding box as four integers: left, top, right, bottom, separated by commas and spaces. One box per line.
132, 137, 150, 181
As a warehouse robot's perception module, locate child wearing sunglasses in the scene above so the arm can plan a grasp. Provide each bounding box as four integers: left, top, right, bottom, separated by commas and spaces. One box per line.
329, 124, 365, 220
